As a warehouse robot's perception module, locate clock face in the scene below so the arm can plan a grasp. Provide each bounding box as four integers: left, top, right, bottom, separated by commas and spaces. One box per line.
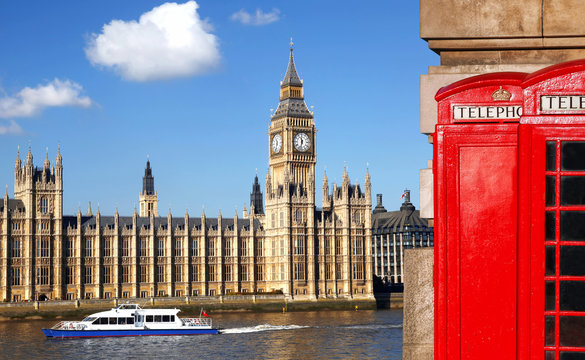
293, 132, 311, 152
272, 134, 282, 153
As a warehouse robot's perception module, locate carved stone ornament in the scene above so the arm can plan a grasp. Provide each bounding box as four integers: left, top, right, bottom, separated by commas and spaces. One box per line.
492, 86, 512, 101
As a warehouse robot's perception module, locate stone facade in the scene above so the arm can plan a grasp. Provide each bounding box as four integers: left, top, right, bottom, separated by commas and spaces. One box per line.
0, 45, 373, 302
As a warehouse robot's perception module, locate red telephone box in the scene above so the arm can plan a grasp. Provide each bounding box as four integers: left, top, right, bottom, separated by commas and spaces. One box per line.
435, 60, 585, 360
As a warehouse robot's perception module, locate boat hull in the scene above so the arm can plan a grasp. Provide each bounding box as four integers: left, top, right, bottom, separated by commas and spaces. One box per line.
42, 328, 219, 338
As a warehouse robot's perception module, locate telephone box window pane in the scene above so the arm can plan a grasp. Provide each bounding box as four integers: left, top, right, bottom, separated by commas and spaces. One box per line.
547, 141, 557, 171
561, 352, 585, 360
546, 352, 554, 360
562, 142, 585, 171
561, 246, 585, 276
546, 316, 556, 346
547, 176, 557, 207
561, 212, 585, 241
560, 281, 585, 311
560, 316, 585, 347
546, 281, 556, 311
546, 212, 556, 241
561, 177, 585, 206
546, 247, 556, 276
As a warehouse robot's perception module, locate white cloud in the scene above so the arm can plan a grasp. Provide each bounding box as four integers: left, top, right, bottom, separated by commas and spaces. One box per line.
85, 1, 220, 82
0, 120, 24, 135
0, 79, 92, 119
231, 8, 280, 26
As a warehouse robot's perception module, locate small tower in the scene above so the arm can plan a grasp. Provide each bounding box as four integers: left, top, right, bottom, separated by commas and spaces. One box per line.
139, 159, 158, 217
250, 174, 264, 214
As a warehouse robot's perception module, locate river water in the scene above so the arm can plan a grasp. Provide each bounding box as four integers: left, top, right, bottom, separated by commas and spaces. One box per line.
0, 309, 402, 359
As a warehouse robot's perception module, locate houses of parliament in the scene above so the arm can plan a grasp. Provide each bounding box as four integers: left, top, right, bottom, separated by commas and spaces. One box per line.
0, 44, 374, 302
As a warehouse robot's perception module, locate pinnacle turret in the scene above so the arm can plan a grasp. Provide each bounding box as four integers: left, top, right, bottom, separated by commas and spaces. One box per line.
43, 148, 50, 169
282, 38, 302, 87
15, 146, 21, 169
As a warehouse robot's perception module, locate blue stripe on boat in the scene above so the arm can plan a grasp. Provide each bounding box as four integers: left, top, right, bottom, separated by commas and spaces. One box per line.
42, 328, 219, 338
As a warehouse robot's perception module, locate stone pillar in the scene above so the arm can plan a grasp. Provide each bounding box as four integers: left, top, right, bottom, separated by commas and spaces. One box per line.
402, 247, 433, 360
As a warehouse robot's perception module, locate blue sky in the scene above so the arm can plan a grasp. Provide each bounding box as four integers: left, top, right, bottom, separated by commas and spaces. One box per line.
0, 1, 438, 217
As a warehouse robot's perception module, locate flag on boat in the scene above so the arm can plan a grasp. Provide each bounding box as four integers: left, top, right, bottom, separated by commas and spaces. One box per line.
202, 310, 210, 318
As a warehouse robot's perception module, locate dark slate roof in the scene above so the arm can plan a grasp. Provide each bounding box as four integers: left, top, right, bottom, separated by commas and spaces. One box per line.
282, 50, 302, 87
334, 184, 363, 198
0, 199, 25, 213
62, 215, 262, 231
271, 98, 313, 120
372, 201, 430, 232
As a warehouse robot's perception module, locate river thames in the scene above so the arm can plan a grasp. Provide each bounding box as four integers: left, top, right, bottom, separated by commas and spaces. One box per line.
0, 309, 402, 359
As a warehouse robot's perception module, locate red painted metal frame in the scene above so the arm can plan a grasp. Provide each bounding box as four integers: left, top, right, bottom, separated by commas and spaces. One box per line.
435, 60, 585, 359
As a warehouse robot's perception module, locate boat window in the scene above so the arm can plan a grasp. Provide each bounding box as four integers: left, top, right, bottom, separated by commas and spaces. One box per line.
154, 315, 162, 322
162, 315, 170, 322
146, 315, 154, 322
97, 317, 108, 325
170, 315, 175, 322
83, 317, 97, 322
109, 317, 117, 325
127, 317, 134, 324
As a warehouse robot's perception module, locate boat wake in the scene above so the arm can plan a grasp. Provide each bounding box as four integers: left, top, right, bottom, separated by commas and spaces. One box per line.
220, 324, 309, 334
219, 323, 401, 334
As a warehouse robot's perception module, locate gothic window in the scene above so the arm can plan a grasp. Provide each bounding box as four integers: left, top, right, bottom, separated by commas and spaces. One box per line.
335, 263, 342, 279
271, 213, 275, 227
207, 265, 215, 282
294, 236, 305, 255
272, 240, 276, 256
174, 239, 182, 257
140, 265, 147, 283
255, 265, 264, 281
157, 238, 165, 257
296, 209, 303, 223
122, 266, 129, 283
139, 238, 148, 257
12, 238, 22, 258
280, 212, 285, 227
353, 237, 364, 256
103, 238, 112, 257
157, 265, 165, 283
352, 263, 364, 280
271, 264, 277, 280
36, 237, 50, 257
223, 265, 232, 282
11, 267, 21, 286
174, 265, 182, 282
36, 267, 50, 285
326, 264, 333, 280
255, 239, 263, 257
224, 239, 232, 257
122, 238, 129, 257
335, 238, 342, 255
85, 238, 93, 257
191, 239, 199, 257
240, 240, 247, 257
280, 264, 285, 280
39, 198, 49, 213
294, 263, 305, 280
239, 265, 248, 281
66, 266, 74, 284
103, 266, 112, 284
192, 264, 199, 282
84, 267, 93, 284
325, 237, 331, 255
207, 240, 215, 257
354, 211, 361, 224
66, 238, 75, 257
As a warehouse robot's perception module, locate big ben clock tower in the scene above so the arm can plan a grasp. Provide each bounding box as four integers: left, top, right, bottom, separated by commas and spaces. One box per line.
264, 40, 318, 299
268, 39, 316, 195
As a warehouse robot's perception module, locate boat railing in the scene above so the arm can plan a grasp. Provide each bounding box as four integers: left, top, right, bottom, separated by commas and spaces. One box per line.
182, 317, 213, 327
51, 321, 87, 330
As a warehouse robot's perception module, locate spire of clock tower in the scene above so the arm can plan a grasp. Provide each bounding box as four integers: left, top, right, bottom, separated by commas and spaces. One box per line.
271, 39, 313, 121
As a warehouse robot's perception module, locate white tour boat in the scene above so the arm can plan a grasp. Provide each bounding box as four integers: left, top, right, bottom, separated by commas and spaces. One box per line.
42, 303, 219, 338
